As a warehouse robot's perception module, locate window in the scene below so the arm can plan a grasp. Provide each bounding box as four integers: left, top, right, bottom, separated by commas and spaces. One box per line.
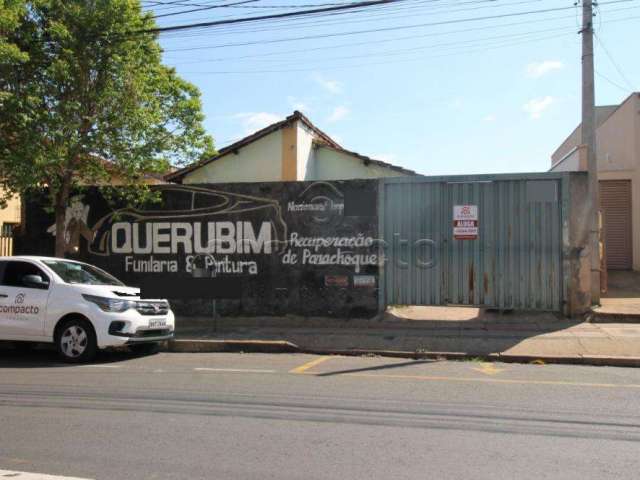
2, 261, 50, 289
42, 260, 123, 286
1, 222, 17, 237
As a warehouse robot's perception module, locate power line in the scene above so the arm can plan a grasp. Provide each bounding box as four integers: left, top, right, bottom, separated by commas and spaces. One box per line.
594, 32, 636, 90
151, 0, 486, 22
170, 11, 639, 72
143, 0, 227, 7
136, 0, 410, 34
153, 0, 634, 39
153, 0, 260, 18
160, 1, 636, 50
595, 69, 632, 92
167, 22, 578, 65
178, 30, 573, 74
143, 0, 219, 11
145, 0, 429, 15
159, 0, 547, 40
152, 0, 361, 19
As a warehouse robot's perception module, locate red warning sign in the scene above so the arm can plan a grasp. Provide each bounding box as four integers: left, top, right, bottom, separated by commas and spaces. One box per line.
453, 205, 478, 240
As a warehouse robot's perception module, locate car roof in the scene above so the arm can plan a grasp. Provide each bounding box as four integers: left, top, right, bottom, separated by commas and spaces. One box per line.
0, 256, 84, 263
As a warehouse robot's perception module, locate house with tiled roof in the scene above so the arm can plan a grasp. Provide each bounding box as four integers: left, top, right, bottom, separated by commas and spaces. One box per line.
165, 111, 416, 184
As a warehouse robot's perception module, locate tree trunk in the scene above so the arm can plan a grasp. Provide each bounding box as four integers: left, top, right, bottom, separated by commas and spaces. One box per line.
53, 174, 72, 258
54, 201, 66, 258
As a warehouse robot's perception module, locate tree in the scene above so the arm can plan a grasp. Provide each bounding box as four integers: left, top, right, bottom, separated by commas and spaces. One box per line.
0, 0, 215, 256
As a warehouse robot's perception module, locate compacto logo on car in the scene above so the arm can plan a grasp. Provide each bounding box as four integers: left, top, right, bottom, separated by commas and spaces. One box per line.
0, 292, 38, 315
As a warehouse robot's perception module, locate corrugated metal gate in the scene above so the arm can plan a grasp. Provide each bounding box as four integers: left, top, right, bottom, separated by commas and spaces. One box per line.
380, 175, 564, 311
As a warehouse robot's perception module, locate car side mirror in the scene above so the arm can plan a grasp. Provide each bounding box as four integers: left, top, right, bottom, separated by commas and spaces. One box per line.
23, 274, 49, 289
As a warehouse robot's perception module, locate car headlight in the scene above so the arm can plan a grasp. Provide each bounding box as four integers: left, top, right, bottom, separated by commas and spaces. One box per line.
82, 294, 135, 313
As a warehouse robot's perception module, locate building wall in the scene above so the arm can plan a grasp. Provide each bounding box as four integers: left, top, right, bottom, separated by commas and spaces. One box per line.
549, 147, 586, 173
596, 96, 637, 171
313, 147, 411, 180
181, 120, 410, 183
551, 105, 618, 165
296, 121, 317, 180
18, 181, 380, 318
550, 94, 640, 270
281, 123, 297, 181
183, 130, 283, 184
597, 96, 639, 270
0, 191, 21, 233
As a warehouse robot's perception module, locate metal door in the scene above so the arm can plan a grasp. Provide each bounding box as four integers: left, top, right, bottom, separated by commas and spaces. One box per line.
600, 180, 632, 270
380, 175, 563, 311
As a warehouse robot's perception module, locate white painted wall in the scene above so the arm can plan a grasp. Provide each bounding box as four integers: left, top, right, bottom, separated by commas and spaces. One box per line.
296, 121, 317, 180
182, 130, 283, 184
313, 147, 410, 180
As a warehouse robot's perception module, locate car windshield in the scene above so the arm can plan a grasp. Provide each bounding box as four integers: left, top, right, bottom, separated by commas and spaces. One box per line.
43, 260, 124, 286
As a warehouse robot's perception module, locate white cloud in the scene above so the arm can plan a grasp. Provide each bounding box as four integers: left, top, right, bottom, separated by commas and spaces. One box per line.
234, 112, 283, 133
327, 105, 350, 122
526, 60, 564, 78
483, 114, 496, 122
523, 96, 554, 119
313, 73, 342, 94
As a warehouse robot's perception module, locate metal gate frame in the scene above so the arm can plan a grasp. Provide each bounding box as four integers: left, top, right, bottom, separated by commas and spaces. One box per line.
378, 172, 581, 314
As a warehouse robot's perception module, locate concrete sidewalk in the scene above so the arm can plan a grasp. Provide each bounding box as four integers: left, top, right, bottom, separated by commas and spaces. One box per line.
593, 271, 640, 321
170, 306, 640, 366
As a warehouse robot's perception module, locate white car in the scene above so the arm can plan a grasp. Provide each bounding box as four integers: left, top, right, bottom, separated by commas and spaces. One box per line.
0, 256, 175, 362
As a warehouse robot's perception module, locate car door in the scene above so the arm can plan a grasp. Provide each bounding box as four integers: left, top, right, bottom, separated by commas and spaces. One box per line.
0, 260, 51, 338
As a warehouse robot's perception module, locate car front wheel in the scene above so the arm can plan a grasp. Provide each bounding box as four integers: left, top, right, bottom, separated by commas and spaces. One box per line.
56, 319, 97, 363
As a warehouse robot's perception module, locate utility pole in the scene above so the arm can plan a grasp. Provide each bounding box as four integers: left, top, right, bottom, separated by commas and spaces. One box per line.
581, 0, 600, 304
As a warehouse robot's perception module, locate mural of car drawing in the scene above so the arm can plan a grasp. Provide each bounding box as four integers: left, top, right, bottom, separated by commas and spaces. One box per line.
87, 185, 288, 256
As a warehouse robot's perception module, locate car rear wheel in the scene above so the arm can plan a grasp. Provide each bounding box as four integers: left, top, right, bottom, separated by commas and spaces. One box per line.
56, 319, 97, 363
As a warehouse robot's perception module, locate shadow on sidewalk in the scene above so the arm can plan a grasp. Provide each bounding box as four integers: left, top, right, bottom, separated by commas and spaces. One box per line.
175, 306, 588, 356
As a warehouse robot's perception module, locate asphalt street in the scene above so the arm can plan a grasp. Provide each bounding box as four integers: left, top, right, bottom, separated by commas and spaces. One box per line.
1, 349, 640, 480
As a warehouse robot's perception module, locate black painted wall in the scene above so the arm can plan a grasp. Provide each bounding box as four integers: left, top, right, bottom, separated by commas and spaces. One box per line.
17, 180, 380, 318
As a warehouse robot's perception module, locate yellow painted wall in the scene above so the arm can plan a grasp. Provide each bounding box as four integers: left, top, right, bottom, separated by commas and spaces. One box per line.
181, 118, 411, 183
314, 147, 411, 180
0, 191, 21, 227
184, 130, 283, 184
281, 124, 297, 181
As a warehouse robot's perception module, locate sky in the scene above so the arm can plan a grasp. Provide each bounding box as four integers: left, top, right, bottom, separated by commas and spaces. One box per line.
146, 0, 640, 176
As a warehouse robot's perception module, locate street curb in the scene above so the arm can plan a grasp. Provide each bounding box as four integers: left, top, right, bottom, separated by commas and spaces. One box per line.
588, 312, 640, 324
168, 339, 299, 353
167, 339, 640, 367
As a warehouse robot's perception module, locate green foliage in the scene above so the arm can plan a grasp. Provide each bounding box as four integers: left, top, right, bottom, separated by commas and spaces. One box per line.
0, 0, 214, 210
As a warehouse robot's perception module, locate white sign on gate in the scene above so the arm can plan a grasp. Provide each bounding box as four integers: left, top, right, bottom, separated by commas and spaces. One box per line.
453, 205, 478, 240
